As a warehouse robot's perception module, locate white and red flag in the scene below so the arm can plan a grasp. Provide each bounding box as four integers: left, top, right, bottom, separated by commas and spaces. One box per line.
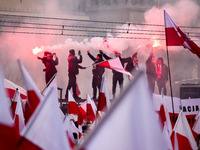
158, 95, 173, 135
171, 110, 197, 150
63, 116, 76, 149
157, 95, 173, 150
79, 101, 87, 124
97, 74, 111, 112
79, 71, 167, 150
68, 90, 84, 125
10, 90, 20, 118
18, 84, 71, 150
4, 78, 27, 100
68, 90, 79, 116
164, 10, 200, 58
13, 91, 25, 134
86, 94, 97, 122
96, 57, 132, 77
0, 64, 20, 150
79, 101, 86, 119
18, 60, 42, 123
192, 111, 200, 139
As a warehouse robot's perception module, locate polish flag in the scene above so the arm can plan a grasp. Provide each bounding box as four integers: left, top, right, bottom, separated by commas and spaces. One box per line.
18, 84, 71, 150
4, 78, 27, 100
157, 95, 173, 150
68, 90, 84, 125
158, 96, 173, 135
10, 90, 20, 118
164, 10, 200, 58
10, 90, 25, 118
13, 91, 25, 134
79, 101, 87, 120
80, 71, 167, 150
63, 116, 76, 149
87, 94, 97, 122
97, 74, 111, 112
78, 101, 87, 126
96, 57, 132, 77
0, 64, 20, 150
192, 111, 200, 139
171, 110, 197, 150
68, 90, 79, 116
18, 60, 42, 123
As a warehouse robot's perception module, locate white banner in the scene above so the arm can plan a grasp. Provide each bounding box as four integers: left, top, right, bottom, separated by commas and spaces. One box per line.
153, 94, 200, 115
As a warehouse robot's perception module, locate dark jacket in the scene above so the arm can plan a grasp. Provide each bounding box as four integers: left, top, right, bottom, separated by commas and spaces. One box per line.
158, 63, 168, 81
41, 57, 58, 74
68, 54, 83, 75
88, 52, 105, 78
145, 52, 157, 80
125, 57, 137, 72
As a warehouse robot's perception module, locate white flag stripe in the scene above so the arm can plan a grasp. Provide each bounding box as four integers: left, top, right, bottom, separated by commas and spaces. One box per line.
21, 84, 71, 150
173, 110, 197, 150
108, 57, 132, 77
14, 92, 25, 133
100, 74, 111, 108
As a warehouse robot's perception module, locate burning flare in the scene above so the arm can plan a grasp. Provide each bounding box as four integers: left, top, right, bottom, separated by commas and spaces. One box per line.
33, 47, 43, 55
152, 40, 161, 48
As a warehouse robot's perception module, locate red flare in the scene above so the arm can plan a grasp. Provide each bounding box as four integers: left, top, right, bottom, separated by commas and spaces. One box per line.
32, 47, 43, 56
152, 40, 161, 48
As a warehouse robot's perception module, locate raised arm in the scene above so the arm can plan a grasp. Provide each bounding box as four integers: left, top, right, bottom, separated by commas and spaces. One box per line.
87, 50, 96, 61
99, 50, 112, 60
54, 54, 59, 65
77, 51, 83, 63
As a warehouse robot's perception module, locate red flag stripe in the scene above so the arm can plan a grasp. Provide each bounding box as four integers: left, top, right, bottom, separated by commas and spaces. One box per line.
165, 28, 182, 46
87, 104, 96, 122
68, 101, 79, 115
5, 88, 27, 100
0, 124, 20, 150
164, 10, 200, 58
97, 92, 107, 112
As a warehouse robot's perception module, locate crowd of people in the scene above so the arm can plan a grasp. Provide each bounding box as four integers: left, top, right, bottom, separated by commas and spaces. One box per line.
37, 49, 169, 99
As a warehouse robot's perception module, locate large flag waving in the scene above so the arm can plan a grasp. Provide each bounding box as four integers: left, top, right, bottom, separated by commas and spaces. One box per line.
18, 60, 42, 123
4, 78, 27, 100
0, 64, 20, 150
80, 71, 167, 150
96, 57, 132, 77
171, 110, 197, 150
86, 94, 97, 122
18, 84, 71, 150
193, 111, 200, 138
164, 10, 200, 58
68, 90, 79, 116
97, 74, 111, 112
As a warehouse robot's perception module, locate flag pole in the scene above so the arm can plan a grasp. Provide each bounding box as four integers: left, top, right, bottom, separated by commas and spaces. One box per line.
41, 73, 57, 94
164, 10, 175, 122
166, 46, 175, 120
